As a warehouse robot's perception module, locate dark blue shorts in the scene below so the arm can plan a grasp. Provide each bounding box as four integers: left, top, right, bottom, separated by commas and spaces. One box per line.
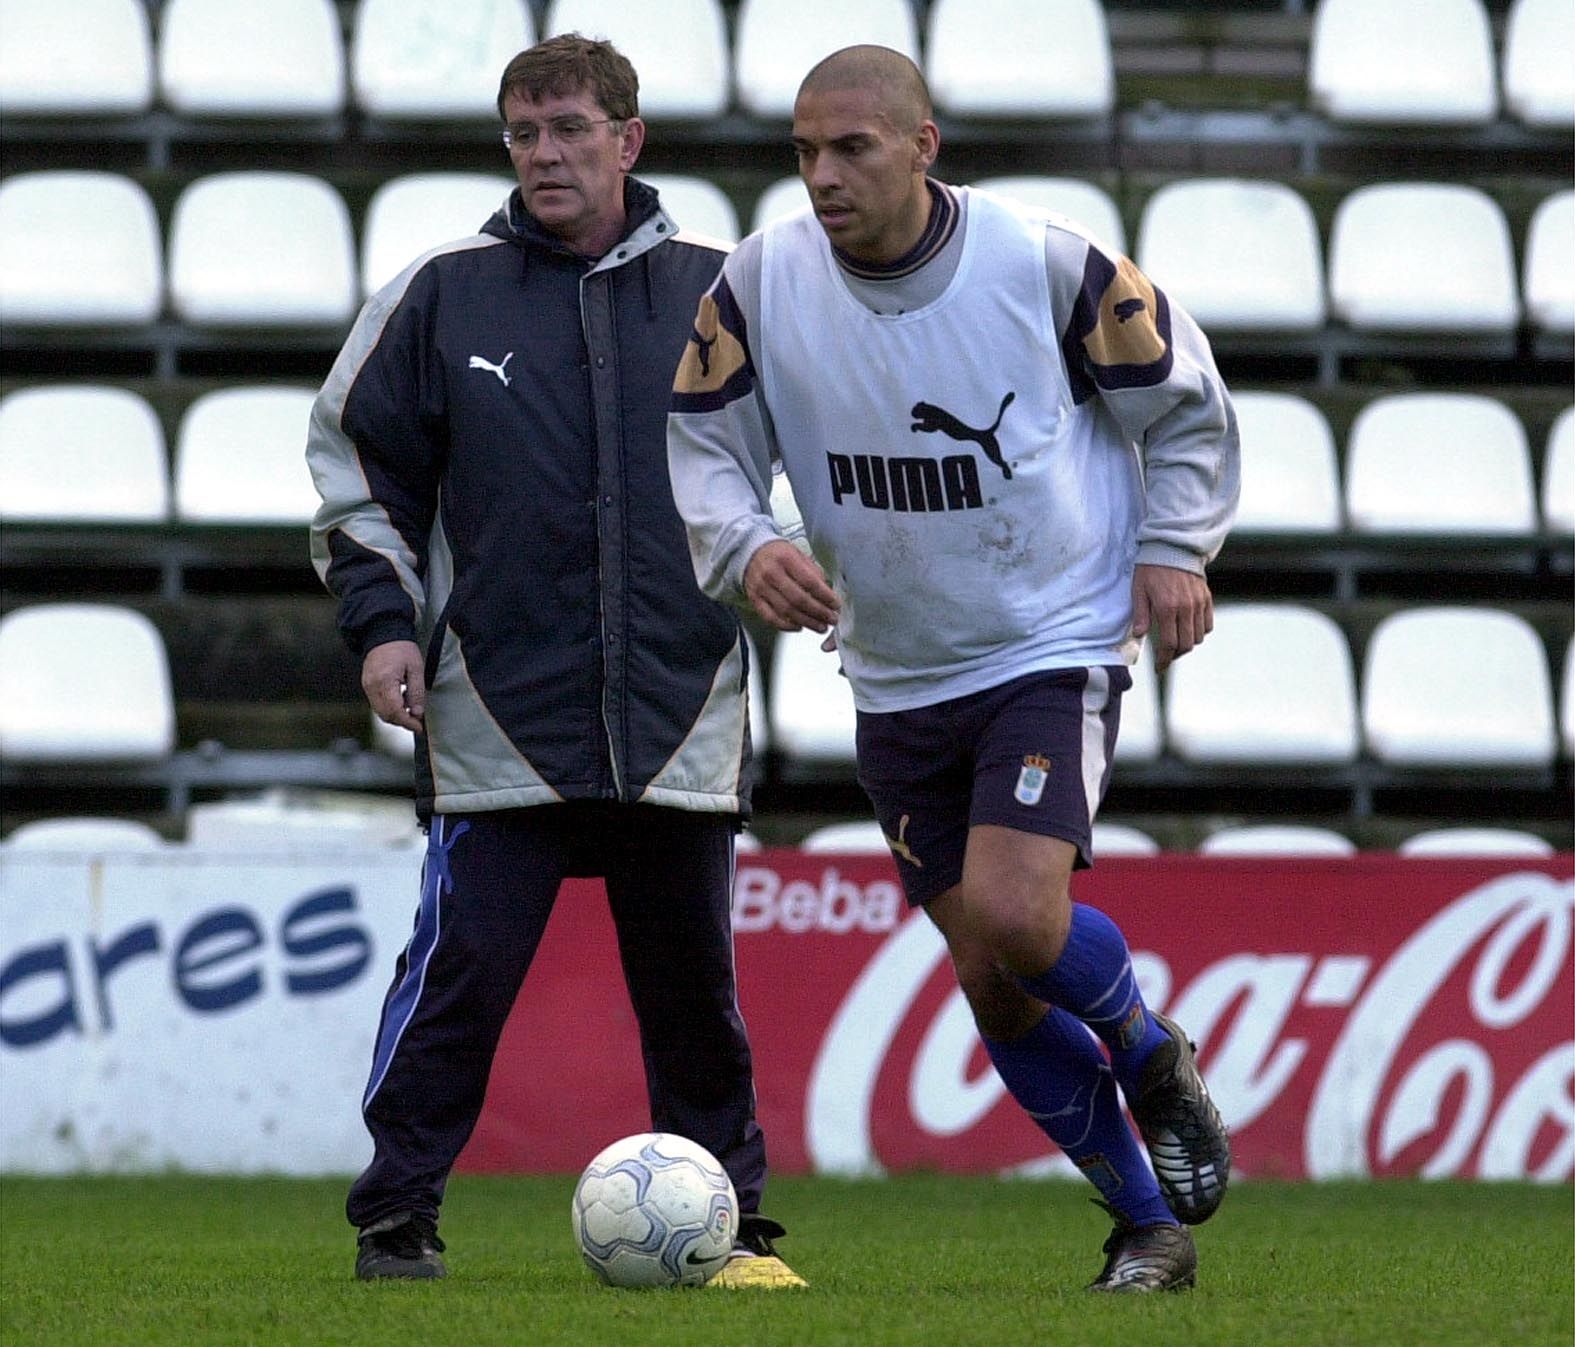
854, 666, 1132, 907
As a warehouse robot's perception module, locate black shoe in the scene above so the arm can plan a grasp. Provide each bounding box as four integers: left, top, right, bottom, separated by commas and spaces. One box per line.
1087, 1205, 1197, 1292
355, 1212, 447, 1280
1129, 1012, 1231, 1225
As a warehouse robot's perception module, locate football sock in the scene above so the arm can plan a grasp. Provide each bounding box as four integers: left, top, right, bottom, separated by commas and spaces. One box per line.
1014, 902, 1170, 1100
983, 1008, 1176, 1228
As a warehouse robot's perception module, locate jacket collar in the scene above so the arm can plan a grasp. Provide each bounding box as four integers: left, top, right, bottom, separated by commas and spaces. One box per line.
485, 176, 674, 269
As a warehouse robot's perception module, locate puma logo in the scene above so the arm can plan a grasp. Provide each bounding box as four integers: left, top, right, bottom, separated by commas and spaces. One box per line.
884, 813, 923, 868
910, 391, 1016, 481
693, 332, 716, 377
468, 352, 513, 386
1114, 297, 1146, 323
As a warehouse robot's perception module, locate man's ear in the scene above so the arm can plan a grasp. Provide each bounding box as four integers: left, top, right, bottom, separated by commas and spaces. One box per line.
619, 117, 647, 172
913, 119, 940, 173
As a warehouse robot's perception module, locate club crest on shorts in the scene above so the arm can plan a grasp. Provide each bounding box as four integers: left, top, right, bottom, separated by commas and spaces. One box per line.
1014, 754, 1051, 806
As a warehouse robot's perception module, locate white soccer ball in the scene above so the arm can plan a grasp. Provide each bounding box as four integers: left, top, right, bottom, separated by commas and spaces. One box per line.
570, 1131, 739, 1288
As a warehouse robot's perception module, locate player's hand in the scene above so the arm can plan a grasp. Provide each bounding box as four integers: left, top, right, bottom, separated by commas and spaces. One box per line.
744, 539, 841, 633
362, 639, 426, 731
1131, 563, 1213, 673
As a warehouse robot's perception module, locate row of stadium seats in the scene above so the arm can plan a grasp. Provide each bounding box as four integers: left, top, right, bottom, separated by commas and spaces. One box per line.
3, 602, 1570, 772
762, 603, 1575, 770
2, 0, 1570, 127
2, 169, 1571, 336
4, 384, 1569, 535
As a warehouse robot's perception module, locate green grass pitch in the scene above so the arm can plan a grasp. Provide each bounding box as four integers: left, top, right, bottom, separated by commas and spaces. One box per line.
2, 1174, 1569, 1347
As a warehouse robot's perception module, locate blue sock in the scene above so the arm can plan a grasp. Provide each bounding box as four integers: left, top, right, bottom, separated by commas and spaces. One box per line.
984, 1008, 1175, 1228
1015, 903, 1170, 1100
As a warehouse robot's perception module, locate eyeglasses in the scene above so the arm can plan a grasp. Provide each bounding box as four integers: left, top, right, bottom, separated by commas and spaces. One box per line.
502, 116, 619, 149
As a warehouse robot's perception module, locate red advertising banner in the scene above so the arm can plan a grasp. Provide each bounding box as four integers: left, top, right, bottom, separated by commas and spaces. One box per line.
459, 854, 1574, 1182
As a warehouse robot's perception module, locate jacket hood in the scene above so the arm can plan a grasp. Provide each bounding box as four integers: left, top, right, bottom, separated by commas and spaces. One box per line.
483, 175, 665, 257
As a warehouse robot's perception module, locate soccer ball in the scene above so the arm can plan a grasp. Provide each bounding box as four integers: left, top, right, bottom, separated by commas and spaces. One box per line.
570, 1132, 739, 1288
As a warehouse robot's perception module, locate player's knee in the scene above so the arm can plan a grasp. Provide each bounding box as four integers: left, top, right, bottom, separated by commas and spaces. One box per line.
969, 882, 1072, 976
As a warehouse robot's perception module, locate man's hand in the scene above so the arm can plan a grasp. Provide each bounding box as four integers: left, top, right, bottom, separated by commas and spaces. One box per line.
362, 639, 426, 731
744, 539, 841, 633
1131, 563, 1214, 673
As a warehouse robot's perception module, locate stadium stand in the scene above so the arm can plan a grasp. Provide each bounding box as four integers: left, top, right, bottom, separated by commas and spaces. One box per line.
1197, 824, 1356, 856
1, 0, 1569, 852
1397, 826, 1556, 856
639, 173, 741, 243
751, 176, 811, 232
173, 387, 322, 525
543, 0, 730, 119
1089, 822, 1162, 857
158, 0, 347, 117
2, 817, 168, 849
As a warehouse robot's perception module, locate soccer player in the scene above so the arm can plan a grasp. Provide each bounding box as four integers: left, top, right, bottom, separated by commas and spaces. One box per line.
668, 45, 1239, 1292
308, 35, 802, 1288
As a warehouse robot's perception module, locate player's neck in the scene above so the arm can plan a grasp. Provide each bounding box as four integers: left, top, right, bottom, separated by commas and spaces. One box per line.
832, 180, 957, 282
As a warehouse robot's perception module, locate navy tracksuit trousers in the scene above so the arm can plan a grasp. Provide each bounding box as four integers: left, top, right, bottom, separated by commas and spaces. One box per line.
346, 802, 767, 1230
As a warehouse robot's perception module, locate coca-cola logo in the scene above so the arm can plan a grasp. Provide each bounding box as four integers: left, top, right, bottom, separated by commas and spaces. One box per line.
804, 871, 1574, 1181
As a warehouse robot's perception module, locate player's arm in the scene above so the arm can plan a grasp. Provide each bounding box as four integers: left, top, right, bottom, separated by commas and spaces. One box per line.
667, 245, 838, 632
307, 274, 444, 725
1047, 228, 1240, 669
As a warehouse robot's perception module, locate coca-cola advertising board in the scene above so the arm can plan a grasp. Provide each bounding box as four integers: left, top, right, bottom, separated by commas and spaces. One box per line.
461, 854, 1574, 1183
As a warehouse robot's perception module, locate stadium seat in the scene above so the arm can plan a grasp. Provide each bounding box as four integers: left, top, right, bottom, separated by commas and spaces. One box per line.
1198, 825, 1356, 856
1361, 607, 1556, 767
0, 386, 169, 523
1344, 394, 1536, 535
1327, 183, 1519, 332
186, 790, 421, 850
158, 0, 346, 116
1134, 179, 1326, 331
0, 604, 175, 762
972, 177, 1126, 257
370, 710, 416, 761
746, 633, 769, 755
768, 628, 857, 765
0, 172, 162, 325
926, 0, 1113, 119
1091, 822, 1161, 857
0, 0, 153, 115
544, 0, 728, 119
3, 817, 166, 850
1114, 643, 1162, 764
169, 173, 357, 327
1398, 827, 1556, 857
352, 0, 535, 118
361, 173, 513, 297
799, 820, 887, 853
1308, 0, 1497, 125
1229, 392, 1342, 534
734, 0, 920, 119
734, 831, 763, 853
1503, 0, 1575, 128
1165, 604, 1359, 764
642, 175, 740, 244
1524, 190, 1575, 334
750, 177, 811, 233
1562, 635, 1575, 758
173, 387, 322, 524
1542, 407, 1575, 533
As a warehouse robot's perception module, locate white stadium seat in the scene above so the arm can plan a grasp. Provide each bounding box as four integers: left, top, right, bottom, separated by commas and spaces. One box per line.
0, 604, 175, 762
0, 386, 169, 523
361, 173, 513, 297
1328, 183, 1519, 332
4, 818, 166, 850
769, 628, 857, 765
1524, 191, 1575, 334
1309, 0, 1497, 125
800, 820, 887, 853
1114, 643, 1163, 764
159, 0, 346, 116
1542, 408, 1575, 533
1198, 825, 1356, 857
1398, 828, 1556, 857
0, 0, 153, 115
1344, 394, 1536, 535
173, 387, 322, 524
1165, 604, 1359, 764
169, 173, 357, 327
926, 0, 1114, 119
973, 177, 1126, 258
1503, 0, 1575, 128
752, 177, 811, 232
1362, 607, 1556, 767
734, 0, 920, 119
1091, 823, 1161, 857
746, 633, 769, 755
642, 174, 740, 244
371, 710, 416, 761
1135, 179, 1325, 331
1562, 635, 1575, 758
1229, 392, 1342, 534
545, 0, 729, 119
186, 791, 421, 850
353, 0, 535, 117
0, 172, 162, 325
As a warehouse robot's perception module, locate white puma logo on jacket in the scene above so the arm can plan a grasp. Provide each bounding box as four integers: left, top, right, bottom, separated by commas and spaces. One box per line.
468, 352, 513, 386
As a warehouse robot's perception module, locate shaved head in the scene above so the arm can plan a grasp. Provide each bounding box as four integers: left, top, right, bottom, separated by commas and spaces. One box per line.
797, 45, 933, 132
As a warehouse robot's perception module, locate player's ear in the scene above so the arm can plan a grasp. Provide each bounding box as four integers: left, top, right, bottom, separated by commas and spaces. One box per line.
912, 119, 940, 174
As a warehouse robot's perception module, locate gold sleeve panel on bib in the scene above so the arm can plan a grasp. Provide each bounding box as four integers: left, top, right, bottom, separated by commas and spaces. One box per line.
1061, 248, 1175, 404
672, 277, 756, 414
